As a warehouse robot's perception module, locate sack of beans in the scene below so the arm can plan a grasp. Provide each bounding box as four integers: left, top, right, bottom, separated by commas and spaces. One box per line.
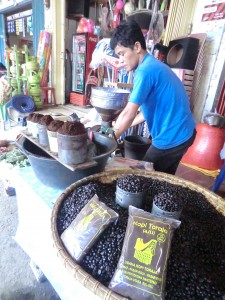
61, 194, 118, 262
109, 206, 181, 300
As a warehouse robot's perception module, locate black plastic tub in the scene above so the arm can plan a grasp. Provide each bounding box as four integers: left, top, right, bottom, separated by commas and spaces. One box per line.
20, 133, 117, 189
124, 135, 151, 160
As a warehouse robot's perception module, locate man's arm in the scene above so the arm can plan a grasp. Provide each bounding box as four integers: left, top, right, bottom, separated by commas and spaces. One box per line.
113, 102, 140, 139
130, 111, 145, 127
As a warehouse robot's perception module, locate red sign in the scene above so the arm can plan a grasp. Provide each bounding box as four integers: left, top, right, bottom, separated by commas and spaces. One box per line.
201, 2, 225, 22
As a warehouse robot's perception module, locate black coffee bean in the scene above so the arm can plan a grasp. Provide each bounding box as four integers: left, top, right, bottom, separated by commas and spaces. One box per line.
57, 177, 225, 299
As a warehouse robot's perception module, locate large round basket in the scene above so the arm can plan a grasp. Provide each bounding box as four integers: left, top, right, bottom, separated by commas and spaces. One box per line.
51, 169, 225, 300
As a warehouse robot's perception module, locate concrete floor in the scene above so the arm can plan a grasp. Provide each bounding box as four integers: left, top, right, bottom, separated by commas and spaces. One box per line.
0, 106, 71, 299
0, 179, 60, 300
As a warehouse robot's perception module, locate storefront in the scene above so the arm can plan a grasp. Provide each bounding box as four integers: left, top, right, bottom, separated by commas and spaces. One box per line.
0, 0, 44, 64
41, 0, 224, 122
1, 0, 224, 120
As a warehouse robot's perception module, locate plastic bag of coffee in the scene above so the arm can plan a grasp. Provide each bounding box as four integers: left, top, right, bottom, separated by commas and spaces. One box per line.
61, 194, 118, 262
109, 206, 181, 300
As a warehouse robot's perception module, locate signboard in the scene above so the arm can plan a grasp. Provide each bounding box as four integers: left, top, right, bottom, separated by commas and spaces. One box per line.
201, 1, 225, 22
6, 9, 32, 21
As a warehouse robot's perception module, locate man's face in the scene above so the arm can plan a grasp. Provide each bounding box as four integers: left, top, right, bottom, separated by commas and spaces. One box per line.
114, 44, 139, 73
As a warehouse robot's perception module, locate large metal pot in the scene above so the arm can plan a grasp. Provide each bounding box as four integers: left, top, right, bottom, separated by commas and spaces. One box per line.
19, 133, 117, 189
90, 87, 130, 122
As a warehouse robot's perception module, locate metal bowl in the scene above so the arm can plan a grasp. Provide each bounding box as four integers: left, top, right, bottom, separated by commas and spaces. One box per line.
90, 87, 130, 122
203, 113, 225, 128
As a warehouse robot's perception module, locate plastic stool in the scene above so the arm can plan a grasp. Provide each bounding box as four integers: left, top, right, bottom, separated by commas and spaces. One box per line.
41, 87, 56, 105
212, 164, 225, 192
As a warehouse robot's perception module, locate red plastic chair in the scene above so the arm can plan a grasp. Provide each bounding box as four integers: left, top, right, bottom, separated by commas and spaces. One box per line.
41, 87, 56, 105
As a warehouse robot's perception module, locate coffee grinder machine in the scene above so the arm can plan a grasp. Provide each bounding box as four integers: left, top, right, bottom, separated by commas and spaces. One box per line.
90, 87, 130, 136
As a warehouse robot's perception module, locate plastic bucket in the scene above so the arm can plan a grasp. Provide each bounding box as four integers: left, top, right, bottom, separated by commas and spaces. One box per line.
47, 130, 58, 154
151, 201, 182, 220
57, 132, 88, 165
124, 135, 151, 160
115, 185, 146, 208
38, 124, 49, 147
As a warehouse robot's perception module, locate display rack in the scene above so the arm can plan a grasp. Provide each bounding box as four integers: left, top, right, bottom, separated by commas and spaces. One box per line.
20, 130, 97, 171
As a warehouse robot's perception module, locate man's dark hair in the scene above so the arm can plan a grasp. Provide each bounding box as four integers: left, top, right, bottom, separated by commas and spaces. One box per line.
110, 20, 147, 51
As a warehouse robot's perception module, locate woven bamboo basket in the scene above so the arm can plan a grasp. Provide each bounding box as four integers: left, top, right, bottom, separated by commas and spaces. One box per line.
51, 168, 225, 300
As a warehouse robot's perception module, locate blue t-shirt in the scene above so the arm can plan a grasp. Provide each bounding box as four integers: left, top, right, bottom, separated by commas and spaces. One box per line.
129, 54, 196, 149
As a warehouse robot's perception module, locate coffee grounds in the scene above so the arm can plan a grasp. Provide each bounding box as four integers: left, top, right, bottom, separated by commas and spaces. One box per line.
38, 114, 54, 126
27, 112, 35, 121
47, 120, 64, 132
109, 206, 181, 300
0, 140, 9, 147
29, 113, 44, 123
57, 121, 87, 136
61, 194, 118, 262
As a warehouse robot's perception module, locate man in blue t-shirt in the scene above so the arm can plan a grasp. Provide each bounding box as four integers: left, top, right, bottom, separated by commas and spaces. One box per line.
110, 20, 196, 175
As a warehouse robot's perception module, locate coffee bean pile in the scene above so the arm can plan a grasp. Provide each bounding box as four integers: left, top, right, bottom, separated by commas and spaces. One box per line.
153, 191, 184, 212
117, 174, 147, 192
146, 179, 188, 212
166, 190, 225, 300
57, 181, 100, 233
57, 179, 128, 285
57, 175, 225, 299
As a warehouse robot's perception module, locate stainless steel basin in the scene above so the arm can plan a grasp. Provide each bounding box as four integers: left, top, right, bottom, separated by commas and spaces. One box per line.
90, 87, 130, 122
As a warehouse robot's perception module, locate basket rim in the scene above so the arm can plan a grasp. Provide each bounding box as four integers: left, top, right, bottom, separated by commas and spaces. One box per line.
51, 168, 225, 300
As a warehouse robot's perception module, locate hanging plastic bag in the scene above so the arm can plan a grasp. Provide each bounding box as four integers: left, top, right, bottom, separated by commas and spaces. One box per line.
77, 18, 94, 33
89, 38, 116, 69
146, 0, 164, 49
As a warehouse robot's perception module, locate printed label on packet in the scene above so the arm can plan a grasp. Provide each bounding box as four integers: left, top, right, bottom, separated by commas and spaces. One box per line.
109, 206, 181, 300
61, 194, 118, 262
